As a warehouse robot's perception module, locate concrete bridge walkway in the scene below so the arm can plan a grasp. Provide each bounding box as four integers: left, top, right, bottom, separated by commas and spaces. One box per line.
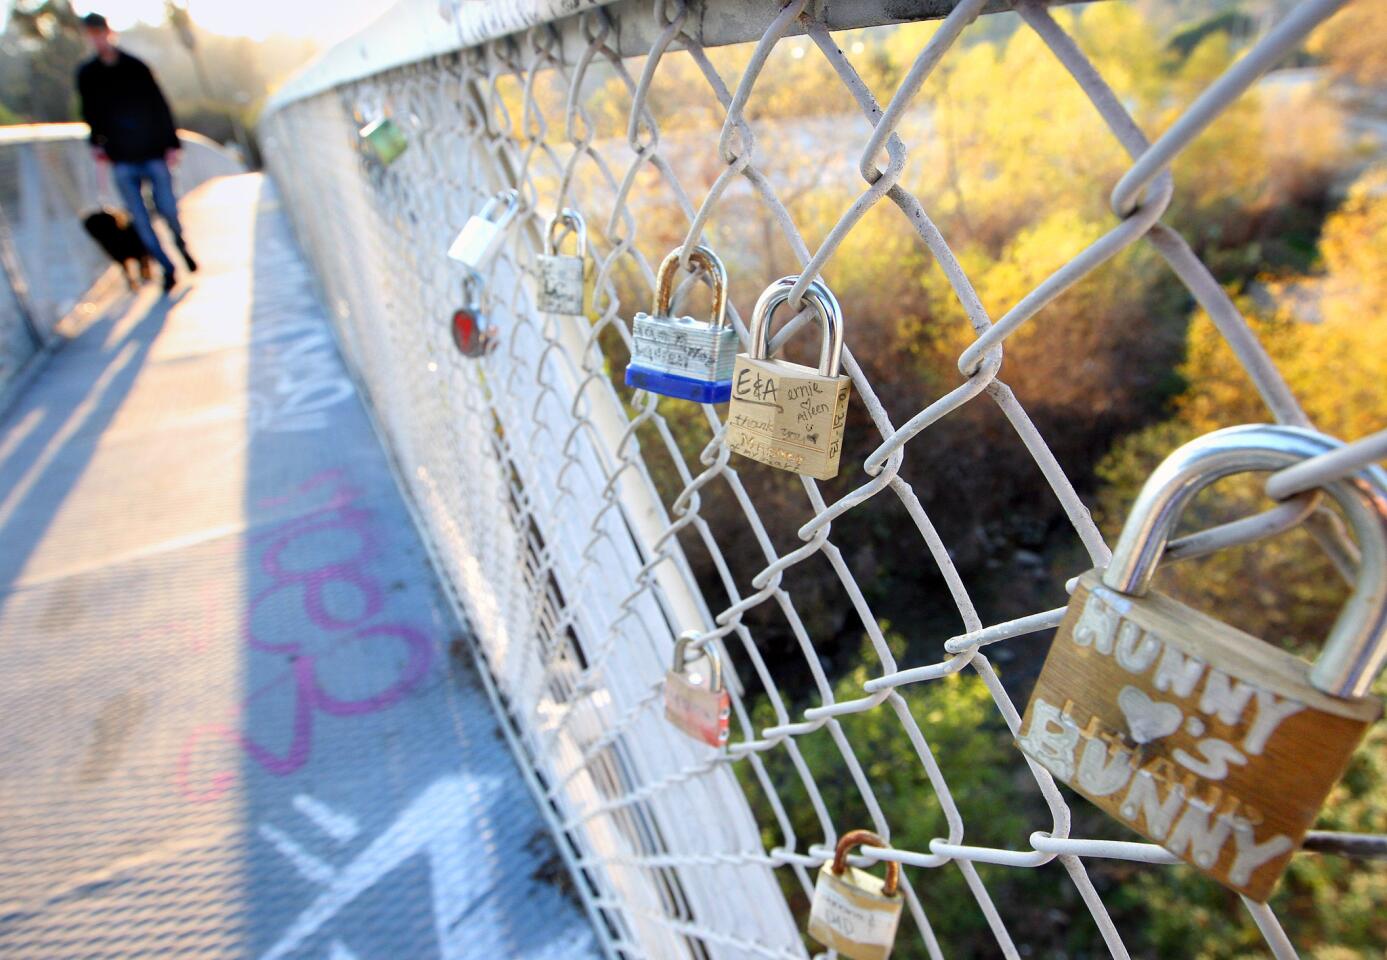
0, 174, 598, 959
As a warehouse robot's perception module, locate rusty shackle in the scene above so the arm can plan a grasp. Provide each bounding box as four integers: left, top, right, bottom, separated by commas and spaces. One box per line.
652, 245, 728, 330
832, 830, 899, 897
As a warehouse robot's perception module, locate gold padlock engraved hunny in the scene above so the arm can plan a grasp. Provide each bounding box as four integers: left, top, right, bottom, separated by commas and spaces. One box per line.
663, 632, 730, 747
1019, 424, 1387, 901
725, 277, 851, 481
808, 830, 903, 960
536, 208, 586, 316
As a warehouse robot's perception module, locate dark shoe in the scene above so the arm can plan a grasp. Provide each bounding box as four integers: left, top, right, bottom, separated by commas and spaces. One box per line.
178, 243, 198, 273
163, 271, 177, 294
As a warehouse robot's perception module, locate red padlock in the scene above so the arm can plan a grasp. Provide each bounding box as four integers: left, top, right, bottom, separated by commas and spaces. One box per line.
451, 307, 492, 357
450, 275, 495, 358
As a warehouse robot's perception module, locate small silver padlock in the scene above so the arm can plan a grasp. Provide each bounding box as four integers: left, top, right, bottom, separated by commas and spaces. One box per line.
358, 116, 407, 166
447, 188, 521, 271
726, 277, 852, 481
450, 273, 494, 359
535, 209, 587, 315
1018, 424, 1387, 900
664, 632, 731, 747
624, 245, 739, 404
808, 830, 904, 960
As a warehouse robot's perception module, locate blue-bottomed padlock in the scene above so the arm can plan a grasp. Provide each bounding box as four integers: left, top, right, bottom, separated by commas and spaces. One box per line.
624, 245, 738, 404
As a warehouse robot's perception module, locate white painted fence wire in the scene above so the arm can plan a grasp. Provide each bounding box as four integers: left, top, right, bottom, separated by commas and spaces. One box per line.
259, 1, 1380, 957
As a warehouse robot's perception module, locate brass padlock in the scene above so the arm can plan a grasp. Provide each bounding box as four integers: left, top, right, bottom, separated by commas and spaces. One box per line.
358, 116, 407, 166
447, 189, 520, 271
808, 830, 904, 960
663, 632, 730, 747
450, 273, 494, 359
624, 245, 739, 403
725, 276, 851, 481
535, 209, 586, 316
1018, 424, 1387, 901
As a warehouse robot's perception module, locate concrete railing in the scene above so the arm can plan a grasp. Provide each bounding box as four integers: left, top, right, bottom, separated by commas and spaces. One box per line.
0, 123, 241, 398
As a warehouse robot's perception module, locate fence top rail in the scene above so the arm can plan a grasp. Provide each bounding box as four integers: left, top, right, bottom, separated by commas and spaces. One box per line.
0, 122, 230, 154
261, 0, 1036, 117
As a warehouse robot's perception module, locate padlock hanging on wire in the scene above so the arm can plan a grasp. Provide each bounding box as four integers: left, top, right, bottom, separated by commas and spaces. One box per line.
450, 271, 495, 359
725, 276, 851, 481
663, 631, 730, 747
624, 245, 740, 404
535, 208, 587, 316
1017, 424, 1387, 901
358, 116, 407, 167
807, 830, 904, 960
447, 188, 521, 271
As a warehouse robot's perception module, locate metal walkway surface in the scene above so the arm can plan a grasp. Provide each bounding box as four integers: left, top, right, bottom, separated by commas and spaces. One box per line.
0, 174, 599, 959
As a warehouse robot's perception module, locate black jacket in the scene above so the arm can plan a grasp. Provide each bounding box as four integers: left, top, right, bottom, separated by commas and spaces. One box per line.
76, 51, 181, 164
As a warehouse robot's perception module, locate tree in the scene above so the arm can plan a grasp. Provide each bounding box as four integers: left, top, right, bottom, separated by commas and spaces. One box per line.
2, 0, 86, 122
1307, 3, 1387, 89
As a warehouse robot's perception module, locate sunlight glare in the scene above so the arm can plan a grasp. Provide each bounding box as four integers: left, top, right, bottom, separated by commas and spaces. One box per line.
70, 0, 395, 44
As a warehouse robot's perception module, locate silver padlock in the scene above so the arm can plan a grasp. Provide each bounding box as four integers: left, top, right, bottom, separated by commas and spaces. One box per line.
664, 632, 731, 747
535, 209, 587, 315
450, 273, 495, 359
447, 188, 521, 271
624, 245, 739, 404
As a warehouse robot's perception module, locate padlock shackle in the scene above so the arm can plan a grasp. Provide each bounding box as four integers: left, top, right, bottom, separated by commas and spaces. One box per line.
749, 276, 844, 379
477, 187, 521, 226
460, 267, 483, 307
1103, 424, 1387, 699
358, 116, 391, 139
831, 830, 899, 897
652, 245, 728, 330
545, 208, 586, 258
671, 630, 723, 693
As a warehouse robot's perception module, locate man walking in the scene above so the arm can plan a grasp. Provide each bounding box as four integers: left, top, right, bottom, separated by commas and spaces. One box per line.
76, 13, 197, 294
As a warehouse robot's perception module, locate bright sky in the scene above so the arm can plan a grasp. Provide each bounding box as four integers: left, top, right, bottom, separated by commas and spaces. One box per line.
63, 0, 399, 44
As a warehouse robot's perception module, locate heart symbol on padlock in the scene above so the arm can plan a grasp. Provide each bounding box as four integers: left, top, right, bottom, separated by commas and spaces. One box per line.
1117, 685, 1183, 744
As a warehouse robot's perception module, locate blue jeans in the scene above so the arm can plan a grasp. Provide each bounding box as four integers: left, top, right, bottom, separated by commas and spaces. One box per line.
112, 158, 185, 274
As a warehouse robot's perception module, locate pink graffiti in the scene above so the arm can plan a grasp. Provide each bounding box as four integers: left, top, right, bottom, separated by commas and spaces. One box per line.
176, 469, 435, 802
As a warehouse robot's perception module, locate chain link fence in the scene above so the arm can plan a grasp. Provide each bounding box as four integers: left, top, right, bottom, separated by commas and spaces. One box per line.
259, 1, 1384, 956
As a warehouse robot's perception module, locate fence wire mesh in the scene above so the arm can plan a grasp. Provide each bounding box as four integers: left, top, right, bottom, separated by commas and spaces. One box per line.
260, 1, 1383, 956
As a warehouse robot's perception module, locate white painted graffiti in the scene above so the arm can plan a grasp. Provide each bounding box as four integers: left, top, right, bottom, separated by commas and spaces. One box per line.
258, 781, 596, 960
1067, 586, 1305, 764
1020, 699, 1294, 885
250, 320, 354, 433
1018, 586, 1309, 887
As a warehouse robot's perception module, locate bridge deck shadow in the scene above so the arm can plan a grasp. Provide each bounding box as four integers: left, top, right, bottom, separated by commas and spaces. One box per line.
0, 173, 597, 959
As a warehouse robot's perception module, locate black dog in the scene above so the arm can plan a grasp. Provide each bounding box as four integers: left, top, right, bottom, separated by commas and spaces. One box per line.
83, 208, 153, 290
